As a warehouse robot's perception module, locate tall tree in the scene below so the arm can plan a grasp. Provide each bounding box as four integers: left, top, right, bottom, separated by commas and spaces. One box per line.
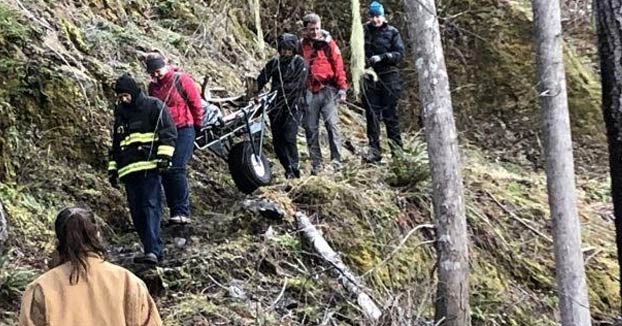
403, 0, 470, 324
532, 0, 592, 324
595, 0, 622, 313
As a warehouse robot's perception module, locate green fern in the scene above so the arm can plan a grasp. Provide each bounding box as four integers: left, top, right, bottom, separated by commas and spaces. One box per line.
0, 253, 37, 302
387, 134, 430, 189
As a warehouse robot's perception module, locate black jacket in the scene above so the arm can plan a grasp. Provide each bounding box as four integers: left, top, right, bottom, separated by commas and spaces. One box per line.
364, 22, 405, 76
257, 55, 308, 111
108, 92, 177, 179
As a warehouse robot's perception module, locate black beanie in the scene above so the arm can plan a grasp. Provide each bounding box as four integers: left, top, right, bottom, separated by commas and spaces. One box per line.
277, 33, 299, 54
145, 56, 166, 74
114, 73, 141, 99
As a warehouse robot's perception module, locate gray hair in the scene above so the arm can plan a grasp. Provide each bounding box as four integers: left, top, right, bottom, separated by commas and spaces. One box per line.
303, 13, 321, 27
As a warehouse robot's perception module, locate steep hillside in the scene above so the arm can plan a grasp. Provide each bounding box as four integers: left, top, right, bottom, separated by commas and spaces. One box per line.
437, 0, 603, 172
0, 0, 618, 325
281, 0, 604, 170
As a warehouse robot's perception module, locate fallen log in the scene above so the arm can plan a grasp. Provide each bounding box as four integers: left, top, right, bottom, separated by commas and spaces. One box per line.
294, 211, 382, 321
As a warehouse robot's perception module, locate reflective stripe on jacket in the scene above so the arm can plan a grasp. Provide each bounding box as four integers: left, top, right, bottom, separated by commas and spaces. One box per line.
108, 92, 177, 179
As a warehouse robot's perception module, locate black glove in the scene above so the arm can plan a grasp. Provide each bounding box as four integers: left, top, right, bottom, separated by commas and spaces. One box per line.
157, 158, 171, 174
108, 171, 119, 189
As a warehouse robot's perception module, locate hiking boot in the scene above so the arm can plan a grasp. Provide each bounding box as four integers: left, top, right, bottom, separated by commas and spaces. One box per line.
330, 160, 342, 172
285, 167, 301, 179
363, 153, 382, 164
134, 252, 158, 265
311, 165, 322, 176
170, 215, 191, 225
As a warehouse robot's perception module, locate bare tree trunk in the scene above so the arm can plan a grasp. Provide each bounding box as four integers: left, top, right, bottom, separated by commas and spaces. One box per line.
595, 0, 622, 313
532, 0, 592, 324
403, 0, 470, 325
0, 201, 7, 245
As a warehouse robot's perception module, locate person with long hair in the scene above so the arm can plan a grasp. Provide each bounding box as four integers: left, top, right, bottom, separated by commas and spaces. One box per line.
19, 207, 162, 326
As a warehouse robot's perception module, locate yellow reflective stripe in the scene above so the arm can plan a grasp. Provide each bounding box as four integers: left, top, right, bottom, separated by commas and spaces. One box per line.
157, 145, 175, 157
120, 133, 159, 147
118, 161, 158, 178
120, 133, 158, 147
108, 161, 117, 171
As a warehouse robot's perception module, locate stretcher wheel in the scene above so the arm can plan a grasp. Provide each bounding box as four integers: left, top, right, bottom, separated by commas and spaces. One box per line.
228, 141, 272, 194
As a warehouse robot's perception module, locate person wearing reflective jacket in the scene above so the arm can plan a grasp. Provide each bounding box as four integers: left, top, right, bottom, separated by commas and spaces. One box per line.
108, 73, 177, 265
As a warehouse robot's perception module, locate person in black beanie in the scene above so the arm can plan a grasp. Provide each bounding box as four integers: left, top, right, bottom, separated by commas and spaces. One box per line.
114, 73, 141, 105
145, 56, 166, 75
256, 33, 308, 179
108, 73, 177, 265
145, 54, 203, 225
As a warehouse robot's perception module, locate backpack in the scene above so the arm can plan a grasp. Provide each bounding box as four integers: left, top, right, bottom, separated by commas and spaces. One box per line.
300, 36, 333, 61
171, 73, 222, 128
310, 43, 332, 64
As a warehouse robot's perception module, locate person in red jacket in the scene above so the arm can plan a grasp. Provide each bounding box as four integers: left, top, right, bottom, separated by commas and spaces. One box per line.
145, 54, 203, 225
300, 13, 348, 175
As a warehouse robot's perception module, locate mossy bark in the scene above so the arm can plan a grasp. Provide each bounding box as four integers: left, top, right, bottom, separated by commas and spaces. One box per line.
404, 0, 471, 324
532, 0, 592, 323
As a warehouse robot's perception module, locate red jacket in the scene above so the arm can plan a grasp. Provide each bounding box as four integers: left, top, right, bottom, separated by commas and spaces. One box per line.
148, 68, 203, 128
301, 31, 348, 93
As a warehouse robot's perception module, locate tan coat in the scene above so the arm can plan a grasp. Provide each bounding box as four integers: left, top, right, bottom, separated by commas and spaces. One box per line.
19, 256, 162, 326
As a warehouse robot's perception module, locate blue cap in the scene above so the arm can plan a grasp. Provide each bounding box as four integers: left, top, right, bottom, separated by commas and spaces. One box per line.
369, 1, 384, 16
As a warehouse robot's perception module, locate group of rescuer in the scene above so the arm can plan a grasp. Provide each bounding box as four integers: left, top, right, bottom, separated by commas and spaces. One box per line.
18, 3, 405, 325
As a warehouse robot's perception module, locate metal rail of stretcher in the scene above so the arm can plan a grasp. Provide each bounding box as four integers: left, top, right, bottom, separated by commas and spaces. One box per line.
193, 91, 278, 159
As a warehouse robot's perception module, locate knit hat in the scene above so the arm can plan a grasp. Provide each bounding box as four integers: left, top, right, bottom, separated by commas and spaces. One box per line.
277, 33, 299, 54
145, 55, 166, 74
114, 73, 140, 99
369, 1, 384, 16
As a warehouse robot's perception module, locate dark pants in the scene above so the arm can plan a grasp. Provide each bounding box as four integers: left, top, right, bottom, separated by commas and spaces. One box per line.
270, 107, 300, 175
362, 74, 403, 156
125, 170, 163, 258
162, 126, 194, 218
